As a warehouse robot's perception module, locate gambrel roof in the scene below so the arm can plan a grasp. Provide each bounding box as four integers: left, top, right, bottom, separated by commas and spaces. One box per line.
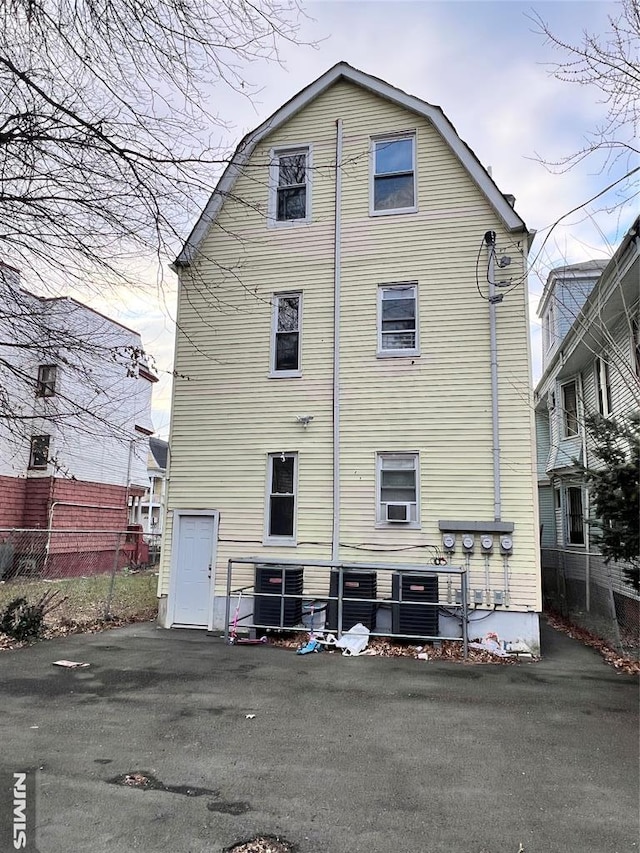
176, 62, 528, 267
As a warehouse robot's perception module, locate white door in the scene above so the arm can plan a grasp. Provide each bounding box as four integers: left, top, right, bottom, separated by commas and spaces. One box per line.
170, 512, 218, 628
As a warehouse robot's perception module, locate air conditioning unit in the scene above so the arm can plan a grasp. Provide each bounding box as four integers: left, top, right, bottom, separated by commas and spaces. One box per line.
385, 502, 411, 523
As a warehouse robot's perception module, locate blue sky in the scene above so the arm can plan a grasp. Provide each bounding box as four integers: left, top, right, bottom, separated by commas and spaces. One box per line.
99, 0, 633, 437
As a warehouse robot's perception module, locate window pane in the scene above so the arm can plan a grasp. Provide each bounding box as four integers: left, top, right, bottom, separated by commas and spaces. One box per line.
269, 495, 294, 537
381, 470, 415, 489
277, 297, 299, 332
272, 457, 294, 493
375, 139, 413, 174
374, 174, 414, 211
567, 488, 584, 545
278, 154, 306, 186
277, 186, 306, 220
382, 331, 416, 350
381, 470, 415, 503
30, 435, 49, 468
275, 332, 299, 371
381, 456, 415, 470
563, 383, 578, 435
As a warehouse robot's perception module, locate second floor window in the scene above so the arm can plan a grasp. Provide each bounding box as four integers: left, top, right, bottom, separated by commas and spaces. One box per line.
271, 293, 301, 376
561, 381, 578, 437
271, 147, 310, 222
36, 364, 57, 397
29, 434, 50, 469
371, 134, 416, 214
378, 284, 418, 356
595, 356, 612, 416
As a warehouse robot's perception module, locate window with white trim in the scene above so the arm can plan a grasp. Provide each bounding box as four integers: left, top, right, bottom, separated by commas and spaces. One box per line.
270, 147, 310, 223
378, 284, 418, 356
376, 452, 419, 526
595, 356, 612, 416
561, 380, 579, 437
36, 364, 57, 397
266, 453, 297, 542
565, 486, 585, 545
271, 293, 301, 376
29, 434, 50, 469
371, 134, 416, 214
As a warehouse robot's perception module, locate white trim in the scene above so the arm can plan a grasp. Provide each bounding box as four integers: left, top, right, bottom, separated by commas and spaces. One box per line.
267, 144, 313, 227
269, 291, 302, 377
263, 452, 298, 546
369, 132, 418, 217
377, 282, 420, 357
175, 62, 527, 265
375, 451, 421, 529
167, 509, 220, 630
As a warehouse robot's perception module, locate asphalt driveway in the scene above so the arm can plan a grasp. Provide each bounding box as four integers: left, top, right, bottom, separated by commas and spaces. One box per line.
0, 620, 637, 853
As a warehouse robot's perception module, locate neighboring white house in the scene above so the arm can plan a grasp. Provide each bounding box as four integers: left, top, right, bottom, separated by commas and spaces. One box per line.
0, 262, 157, 574
534, 216, 640, 621
159, 63, 541, 647
137, 437, 168, 536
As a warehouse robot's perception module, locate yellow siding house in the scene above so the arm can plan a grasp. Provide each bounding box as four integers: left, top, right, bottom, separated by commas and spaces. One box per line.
158, 63, 541, 649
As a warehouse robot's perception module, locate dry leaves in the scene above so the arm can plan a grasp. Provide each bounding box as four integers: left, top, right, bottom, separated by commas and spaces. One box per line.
0, 609, 157, 652
545, 612, 640, 675
268, 632, 522, 664
225, 837, 295, 853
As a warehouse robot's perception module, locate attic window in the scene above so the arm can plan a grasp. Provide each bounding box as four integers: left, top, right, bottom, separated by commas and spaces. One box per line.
270, 146, 311, 223
371, 134, 416, 214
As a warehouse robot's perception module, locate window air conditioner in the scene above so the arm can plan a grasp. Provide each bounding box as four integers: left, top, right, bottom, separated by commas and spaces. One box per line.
386, 502, 411, 523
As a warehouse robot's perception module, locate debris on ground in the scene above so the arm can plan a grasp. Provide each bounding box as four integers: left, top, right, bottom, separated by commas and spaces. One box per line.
269, 632, 526, 664
52, 659, 90, 669
545, 612, 640, 675
225, 835, 296, 853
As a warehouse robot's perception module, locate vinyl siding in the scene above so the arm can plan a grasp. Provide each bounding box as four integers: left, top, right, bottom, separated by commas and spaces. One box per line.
161, 80, 540, 611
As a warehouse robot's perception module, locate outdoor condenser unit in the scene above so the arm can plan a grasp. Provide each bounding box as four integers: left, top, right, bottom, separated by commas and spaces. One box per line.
327, 570, 377, 632
254, 565, 303, 628
391, 573, 439, 638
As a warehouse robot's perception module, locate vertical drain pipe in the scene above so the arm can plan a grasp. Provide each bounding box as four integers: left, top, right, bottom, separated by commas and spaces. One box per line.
486, 230, 502, 521
332, 119, 344, 562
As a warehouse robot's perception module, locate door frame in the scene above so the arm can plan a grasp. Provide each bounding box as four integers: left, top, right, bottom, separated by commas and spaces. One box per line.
167, 509, 220, 630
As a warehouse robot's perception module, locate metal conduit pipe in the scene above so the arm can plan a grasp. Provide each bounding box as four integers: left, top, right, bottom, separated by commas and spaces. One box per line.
486, 230, 502, 521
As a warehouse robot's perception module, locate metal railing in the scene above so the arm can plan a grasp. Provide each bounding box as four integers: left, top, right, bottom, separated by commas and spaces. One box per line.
224, 557, 469, 657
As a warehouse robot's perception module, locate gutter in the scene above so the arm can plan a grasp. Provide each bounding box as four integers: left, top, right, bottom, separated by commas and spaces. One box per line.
332, 118, 343, 561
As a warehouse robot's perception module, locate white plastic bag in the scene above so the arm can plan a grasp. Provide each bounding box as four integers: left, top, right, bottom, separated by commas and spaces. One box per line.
334, 623, 370, 656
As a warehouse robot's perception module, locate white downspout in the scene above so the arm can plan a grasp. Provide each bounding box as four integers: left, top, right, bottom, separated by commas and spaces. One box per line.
486, 231, 502, 521
332, 118, 343, 562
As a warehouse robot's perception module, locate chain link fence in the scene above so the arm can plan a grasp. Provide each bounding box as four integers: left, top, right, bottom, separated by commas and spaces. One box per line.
541, 547, 640, 658
0, 528, 161, 628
